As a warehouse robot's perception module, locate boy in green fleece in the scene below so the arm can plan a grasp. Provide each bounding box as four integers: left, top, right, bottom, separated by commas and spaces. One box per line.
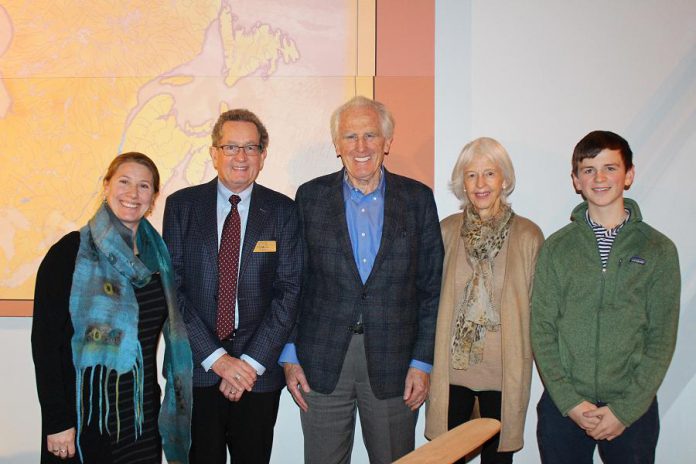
531, 130, 680, 464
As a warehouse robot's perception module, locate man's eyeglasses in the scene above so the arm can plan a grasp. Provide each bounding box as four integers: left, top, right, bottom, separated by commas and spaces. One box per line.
214, 144, 263, 157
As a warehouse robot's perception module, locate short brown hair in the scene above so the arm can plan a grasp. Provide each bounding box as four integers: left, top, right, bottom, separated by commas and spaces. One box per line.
211, 109, 269, 149
572, 130, 633, 175
104, 152, 160, 194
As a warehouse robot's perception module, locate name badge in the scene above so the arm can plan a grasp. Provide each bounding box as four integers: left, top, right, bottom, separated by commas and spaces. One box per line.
254, 240, 277, 252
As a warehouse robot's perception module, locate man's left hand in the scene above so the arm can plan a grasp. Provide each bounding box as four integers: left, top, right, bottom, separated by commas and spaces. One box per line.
584, 406, 626, 441
403, 367, 429, 411
219, 378, 243, 402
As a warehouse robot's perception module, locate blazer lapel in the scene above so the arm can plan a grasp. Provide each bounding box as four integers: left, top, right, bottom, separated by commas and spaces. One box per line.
195, 178, 221, 272
367, 170, 402, 285
239, 183, 269, 277
327, 171, 363, 283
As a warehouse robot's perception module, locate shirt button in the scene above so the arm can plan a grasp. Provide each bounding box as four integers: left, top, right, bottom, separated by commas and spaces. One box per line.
361, 232, 366, 237
362, 258, 367, 263
361, 208, 366, 213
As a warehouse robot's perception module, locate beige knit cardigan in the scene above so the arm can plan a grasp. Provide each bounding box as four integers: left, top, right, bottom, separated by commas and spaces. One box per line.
425, 212, 543, 452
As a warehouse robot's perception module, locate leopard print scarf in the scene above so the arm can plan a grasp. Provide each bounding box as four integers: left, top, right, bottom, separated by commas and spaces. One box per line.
451, 203, 514, 369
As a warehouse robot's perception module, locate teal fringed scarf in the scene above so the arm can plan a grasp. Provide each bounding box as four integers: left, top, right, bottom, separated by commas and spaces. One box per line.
69, 204, 193, 463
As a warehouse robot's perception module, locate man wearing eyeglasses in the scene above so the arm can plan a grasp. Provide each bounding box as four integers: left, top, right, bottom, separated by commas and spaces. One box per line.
163, 109, 302, 463
280, 96, 444, 463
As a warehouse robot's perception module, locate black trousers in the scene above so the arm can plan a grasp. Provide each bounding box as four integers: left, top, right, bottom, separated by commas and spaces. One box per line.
190, 384, 281, 464
448, 385, 513, 464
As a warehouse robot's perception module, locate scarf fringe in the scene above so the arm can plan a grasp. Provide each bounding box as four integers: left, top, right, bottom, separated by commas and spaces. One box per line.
98, 366, 103, 433
74, 350, 144, 460
104, 368, 111, 435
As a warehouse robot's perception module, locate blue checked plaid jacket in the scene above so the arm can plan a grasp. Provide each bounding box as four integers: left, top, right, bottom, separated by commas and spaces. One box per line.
163, 179, 302, 390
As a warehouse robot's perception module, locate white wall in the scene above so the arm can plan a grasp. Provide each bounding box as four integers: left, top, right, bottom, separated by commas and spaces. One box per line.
2, 1, 695, 462
435, 1, 696, 462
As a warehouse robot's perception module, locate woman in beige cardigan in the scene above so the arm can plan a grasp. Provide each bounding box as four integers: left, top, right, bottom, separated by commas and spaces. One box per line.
425, 137, 543, 463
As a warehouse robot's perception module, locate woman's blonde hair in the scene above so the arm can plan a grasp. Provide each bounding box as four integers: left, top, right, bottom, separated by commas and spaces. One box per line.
449, 137, 515, 209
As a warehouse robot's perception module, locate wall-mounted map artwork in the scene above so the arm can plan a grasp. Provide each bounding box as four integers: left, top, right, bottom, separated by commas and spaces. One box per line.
0, 0, 375, 304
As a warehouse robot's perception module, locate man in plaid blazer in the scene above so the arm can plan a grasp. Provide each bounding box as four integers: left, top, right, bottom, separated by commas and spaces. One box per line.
280, 96, 444, 464
163, 109, 302, 464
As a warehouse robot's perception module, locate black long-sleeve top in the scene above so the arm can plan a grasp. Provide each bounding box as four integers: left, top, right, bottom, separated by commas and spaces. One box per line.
31, 231, 81, 435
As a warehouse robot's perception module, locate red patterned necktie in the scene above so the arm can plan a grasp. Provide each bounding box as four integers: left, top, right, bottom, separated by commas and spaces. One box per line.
216, 194, 241, 340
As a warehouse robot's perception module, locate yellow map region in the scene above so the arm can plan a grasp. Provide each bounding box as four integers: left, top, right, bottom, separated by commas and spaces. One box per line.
0, 1, 304, 299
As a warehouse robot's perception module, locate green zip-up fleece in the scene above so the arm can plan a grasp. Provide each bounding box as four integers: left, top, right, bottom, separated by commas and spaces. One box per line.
531, 198, 680, 427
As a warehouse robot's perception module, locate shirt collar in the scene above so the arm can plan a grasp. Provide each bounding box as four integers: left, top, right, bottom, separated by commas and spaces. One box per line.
585, 208, 631, 233
342, 167, 386, 201
217, 180, 253, 205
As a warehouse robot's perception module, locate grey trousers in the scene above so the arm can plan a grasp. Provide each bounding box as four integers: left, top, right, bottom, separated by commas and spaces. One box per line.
300, 334, 417, 464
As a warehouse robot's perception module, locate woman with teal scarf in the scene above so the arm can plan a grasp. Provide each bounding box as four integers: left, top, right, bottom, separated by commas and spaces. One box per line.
31, 152, 193, 463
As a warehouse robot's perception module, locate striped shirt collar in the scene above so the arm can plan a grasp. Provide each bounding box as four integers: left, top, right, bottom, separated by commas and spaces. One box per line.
585, 208, 631, 268
585, 208, 631, 233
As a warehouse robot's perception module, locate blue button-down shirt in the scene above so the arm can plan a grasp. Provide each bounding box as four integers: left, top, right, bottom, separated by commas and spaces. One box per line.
280, 169, 431, 373
344, 170, 385, 283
